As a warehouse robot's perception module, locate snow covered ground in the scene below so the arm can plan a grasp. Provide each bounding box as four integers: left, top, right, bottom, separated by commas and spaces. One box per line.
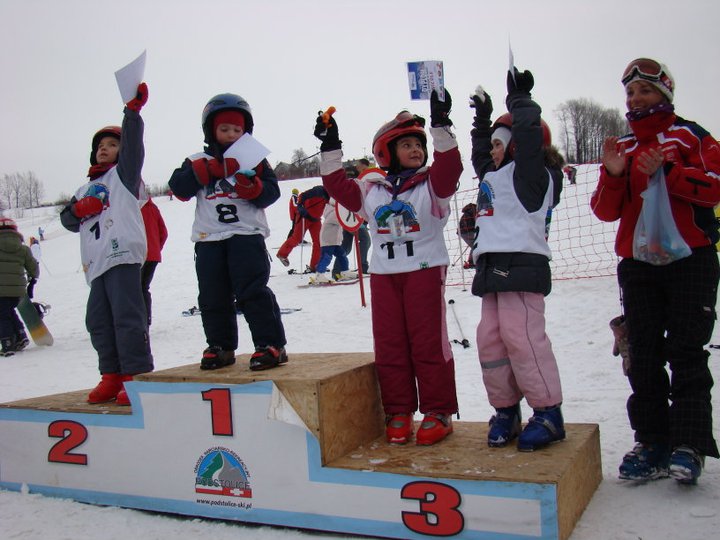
1, 172, 719, 539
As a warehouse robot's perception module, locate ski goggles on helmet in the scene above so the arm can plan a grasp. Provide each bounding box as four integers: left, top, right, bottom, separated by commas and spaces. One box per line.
392, 111, 425, 130
621, 58, 668, 86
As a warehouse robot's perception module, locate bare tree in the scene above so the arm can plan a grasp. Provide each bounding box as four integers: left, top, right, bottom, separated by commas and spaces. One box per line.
0, 170, 47, 209
555, 99, 626, 163
1, 173, 23, 209
21, 171, 44, 208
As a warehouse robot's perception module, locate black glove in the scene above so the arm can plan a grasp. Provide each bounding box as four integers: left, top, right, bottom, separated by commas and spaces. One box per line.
430, 89, 453, 127
507, 67, 534, 95
27, 277, 37, 299
313, 112, 342, 152
470, 86, 493, 130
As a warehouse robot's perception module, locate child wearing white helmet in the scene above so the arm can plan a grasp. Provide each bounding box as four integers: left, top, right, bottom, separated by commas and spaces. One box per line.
469, 67, 565, 452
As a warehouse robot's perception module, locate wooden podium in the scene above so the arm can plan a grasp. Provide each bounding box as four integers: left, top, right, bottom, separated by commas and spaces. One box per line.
0, 353, 601, 539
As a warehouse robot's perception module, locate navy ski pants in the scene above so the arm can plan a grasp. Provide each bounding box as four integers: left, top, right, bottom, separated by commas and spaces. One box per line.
87, 263, 153, 375
195, 234, 286, 352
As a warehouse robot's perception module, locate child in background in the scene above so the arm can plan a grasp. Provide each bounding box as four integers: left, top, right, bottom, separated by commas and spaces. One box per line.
277, 185, 328, 271
314, 90, 462, 446
309, 197, 350, 284
60, 83, 153, 405
140, 195, 168, 326
168, 93, 287, 371
286, 188, 299, 239
0, 218, 38, 356
469, 68, 565, 451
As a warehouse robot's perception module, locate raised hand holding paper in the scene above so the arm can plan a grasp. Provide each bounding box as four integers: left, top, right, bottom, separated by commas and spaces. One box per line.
407, 60, 444, 101
115, 50, 147, 104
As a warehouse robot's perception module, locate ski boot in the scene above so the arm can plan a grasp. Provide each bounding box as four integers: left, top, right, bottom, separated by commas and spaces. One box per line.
200, 346, 236, 370
87, 373, 126, 403
115, 375, 135, 406
618, 442, 670, 481
517, 405, 565, 451
669, 445, 704, 485
488, 403, 521, 447
416, 413, 453, 446
249, 346, 288, 371
335, 270, 358, 281
385, 413, 414, 444
309, 272, 332, 285
14, 330, 30, 352
1, 337, 16, 357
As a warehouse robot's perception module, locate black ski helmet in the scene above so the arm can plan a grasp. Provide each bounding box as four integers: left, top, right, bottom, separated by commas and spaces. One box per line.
201, 93, 254, 144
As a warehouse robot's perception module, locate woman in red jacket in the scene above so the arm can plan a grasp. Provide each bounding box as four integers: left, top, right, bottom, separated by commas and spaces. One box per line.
591, 58, 720, 485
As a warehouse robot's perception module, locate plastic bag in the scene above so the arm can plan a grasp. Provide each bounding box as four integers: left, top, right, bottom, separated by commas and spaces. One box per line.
633, 169, 691, 265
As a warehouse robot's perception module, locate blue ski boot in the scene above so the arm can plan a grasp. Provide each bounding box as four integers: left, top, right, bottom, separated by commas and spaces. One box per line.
517, 405, 565, 451
669, 446, 704, 485
488, 403, 521, 447
618, 442, 670, 481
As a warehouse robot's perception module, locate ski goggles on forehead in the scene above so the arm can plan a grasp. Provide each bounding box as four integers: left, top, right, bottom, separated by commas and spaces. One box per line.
395, 111, 426, 128
621, 58, 666, 85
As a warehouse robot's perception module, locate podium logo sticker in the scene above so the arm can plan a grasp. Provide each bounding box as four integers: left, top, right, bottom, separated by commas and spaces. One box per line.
194, 447, 252, 498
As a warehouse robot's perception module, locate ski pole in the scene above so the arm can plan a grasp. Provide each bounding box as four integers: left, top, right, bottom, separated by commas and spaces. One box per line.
452, 194, 468, 291
299, 218, 305, 272
448, 299, 470, 349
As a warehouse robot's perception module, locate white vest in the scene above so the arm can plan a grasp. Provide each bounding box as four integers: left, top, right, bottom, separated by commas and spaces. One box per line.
74, 168, 147, 284
188, 152, 270, 242
472, 162, 553, 259
362, 179, 450, 274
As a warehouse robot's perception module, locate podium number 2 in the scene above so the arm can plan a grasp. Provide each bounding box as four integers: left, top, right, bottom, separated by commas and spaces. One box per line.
48, 420, 88, 465
401, 481, 464, 536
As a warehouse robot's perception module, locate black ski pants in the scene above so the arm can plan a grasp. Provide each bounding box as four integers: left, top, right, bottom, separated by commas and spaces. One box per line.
195, 234, 286, 352
618, 246, 719, 458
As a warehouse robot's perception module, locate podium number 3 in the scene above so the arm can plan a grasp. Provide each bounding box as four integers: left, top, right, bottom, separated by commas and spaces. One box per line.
401, 481, 464, 536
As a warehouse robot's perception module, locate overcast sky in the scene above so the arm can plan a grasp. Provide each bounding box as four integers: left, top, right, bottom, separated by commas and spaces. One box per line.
1, 0, 719, 201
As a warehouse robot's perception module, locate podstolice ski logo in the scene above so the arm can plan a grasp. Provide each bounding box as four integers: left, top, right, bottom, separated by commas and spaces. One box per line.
194, 447, 252, 498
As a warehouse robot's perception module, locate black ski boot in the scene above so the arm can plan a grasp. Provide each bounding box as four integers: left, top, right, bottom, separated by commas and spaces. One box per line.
1, 337, 16, 357
200, 346, 236, 370
14, 330, 30, 352
249, 346, 288, 371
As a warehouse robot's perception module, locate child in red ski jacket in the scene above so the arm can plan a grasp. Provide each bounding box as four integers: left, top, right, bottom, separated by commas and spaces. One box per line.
313, 91, 462, 446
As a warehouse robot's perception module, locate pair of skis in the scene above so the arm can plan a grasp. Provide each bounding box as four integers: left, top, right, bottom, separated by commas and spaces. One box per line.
182, 306, 302, 317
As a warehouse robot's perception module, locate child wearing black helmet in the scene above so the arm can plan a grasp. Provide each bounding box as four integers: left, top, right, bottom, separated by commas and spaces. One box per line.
469, 68, 565, 451
169, 93, 287, 371
60, 83, 153, 405
313, 91, 462, 446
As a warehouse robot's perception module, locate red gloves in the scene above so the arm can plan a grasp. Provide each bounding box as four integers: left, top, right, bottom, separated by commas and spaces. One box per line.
191, 157, 241, 186
73, 196, 103, 218
234, 171, 263, 199
126, 82, 149, 112
207, 157, 239, 178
